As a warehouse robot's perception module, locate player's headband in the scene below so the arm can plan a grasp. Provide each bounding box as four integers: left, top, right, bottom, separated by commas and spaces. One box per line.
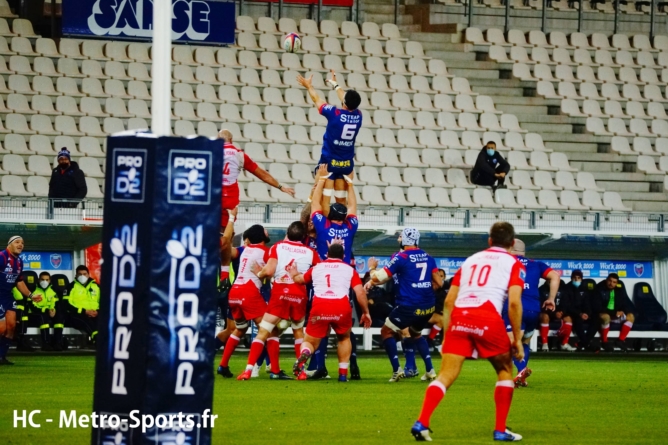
7, 235, 22, 246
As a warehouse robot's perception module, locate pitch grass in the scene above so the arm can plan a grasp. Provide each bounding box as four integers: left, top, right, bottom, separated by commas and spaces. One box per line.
0, 354, 667, 444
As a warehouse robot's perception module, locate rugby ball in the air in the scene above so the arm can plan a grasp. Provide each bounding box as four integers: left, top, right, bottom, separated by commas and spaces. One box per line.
283, 32, 301, 53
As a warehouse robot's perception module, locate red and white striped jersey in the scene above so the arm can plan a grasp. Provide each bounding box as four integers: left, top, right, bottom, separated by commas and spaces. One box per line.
269, 240, 319, 284
303, 259, 362, 300
451, 247, 526, 314
223, 143, 258, 201
232, 244, 269, 290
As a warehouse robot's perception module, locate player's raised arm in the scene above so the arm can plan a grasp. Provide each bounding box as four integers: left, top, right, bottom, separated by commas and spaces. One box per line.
345, 171, 357, 216
297, 73, 326, 109
366, 257, 390, 288
251, 165, 296, 197
311, 164, 329, 214
326, 69, 346, 104
507, 284, 524, 361
542, 270, 561, 312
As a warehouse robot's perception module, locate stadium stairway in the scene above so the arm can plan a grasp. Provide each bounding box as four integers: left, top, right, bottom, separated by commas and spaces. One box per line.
406, 27, 668, 211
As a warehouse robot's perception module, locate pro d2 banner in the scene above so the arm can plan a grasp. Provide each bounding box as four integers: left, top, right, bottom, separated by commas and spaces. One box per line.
93, 133, 221, 445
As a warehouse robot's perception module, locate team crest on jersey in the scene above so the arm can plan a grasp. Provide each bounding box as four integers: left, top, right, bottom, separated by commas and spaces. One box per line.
519, 269, 526, 280
634, 263, 644, 277
50, 254, 62, 269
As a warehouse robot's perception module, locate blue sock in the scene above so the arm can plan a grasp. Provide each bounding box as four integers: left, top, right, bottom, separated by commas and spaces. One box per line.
402, 338, 417, 371
350, 331, 358, 367
514, 344, 530, 373
415, 337, 434, 371
214, 338, 223, 350
0, 337, 9, 359
383, 337, 401, 372
256, 348, 268, 367
316, 339, 327, 369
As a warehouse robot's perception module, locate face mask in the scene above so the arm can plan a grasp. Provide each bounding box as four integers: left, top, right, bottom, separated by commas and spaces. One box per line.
572, 281, 581, 288
487, 149, 495, 156
39, 280, 49, 289
77, 275, 88, 285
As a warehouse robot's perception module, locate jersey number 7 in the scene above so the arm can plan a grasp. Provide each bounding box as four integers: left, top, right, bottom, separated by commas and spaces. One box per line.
416, 263, 427, 280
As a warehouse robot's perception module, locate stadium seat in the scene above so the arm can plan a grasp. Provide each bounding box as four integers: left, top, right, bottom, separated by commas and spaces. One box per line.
633, 283, 668, 329
2, 175, 31, 196
517, 189, 546, 209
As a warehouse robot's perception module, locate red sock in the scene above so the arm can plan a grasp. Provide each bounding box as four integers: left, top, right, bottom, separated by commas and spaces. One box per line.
540, 324, 549, 344
220, 266, 229, 282
246, 339, 265, 367
294, 339, 304, 358
339, 362, 349, 377
601, 324, 610, 343
220, 334, 240, 367
494, 381, 514, 432
267, 337, 281, 374
428, 325, 442, 340
559, 322, 573, 345
619, 321, 633, 341
418, 381, 446, 428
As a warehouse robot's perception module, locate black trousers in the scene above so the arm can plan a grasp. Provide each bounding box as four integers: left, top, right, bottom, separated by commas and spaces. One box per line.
471, 170, 505, 188
68, 311, 99, 339
572, 317, 594, 347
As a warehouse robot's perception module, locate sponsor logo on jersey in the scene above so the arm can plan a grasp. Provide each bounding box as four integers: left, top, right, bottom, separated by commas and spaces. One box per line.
168, 150, 212, 205
112, 148, 147, 203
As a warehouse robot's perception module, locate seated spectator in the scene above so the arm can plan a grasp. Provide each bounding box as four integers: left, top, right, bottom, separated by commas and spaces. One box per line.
470, 141, 510, 192
28, 272, 64, 351
49, 149, 87, 208
593, 273, 635, 352
64, 265, 100, 344
565, 270, 595, 351
539, 279, 576, 351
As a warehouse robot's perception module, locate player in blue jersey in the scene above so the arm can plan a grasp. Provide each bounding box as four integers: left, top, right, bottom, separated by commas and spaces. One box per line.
298, 70, 362, 206
0, 236, 41, 365
310, 164, 358, 264
502, 239, 559, 388
366, 228, 444, 382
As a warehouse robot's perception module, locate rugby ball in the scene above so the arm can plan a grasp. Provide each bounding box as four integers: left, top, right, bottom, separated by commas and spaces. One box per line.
283, 32, 301, 53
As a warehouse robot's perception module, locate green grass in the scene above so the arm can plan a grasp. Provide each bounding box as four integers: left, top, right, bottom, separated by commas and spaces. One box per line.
1, 353, 667, 444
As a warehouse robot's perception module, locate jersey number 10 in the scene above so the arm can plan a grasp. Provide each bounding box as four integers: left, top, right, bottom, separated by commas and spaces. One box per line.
468, 264, 491, 287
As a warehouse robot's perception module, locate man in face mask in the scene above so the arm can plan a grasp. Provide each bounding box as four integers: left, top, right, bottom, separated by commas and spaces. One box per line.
48, 149, 88, 208
566, 270, 595, 351
64, 265, 100, 345
470, 141, 511, 192
29, 272, 64, 351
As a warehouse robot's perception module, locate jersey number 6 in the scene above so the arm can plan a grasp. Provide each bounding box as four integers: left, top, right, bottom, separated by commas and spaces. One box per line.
341, 124, 356, 140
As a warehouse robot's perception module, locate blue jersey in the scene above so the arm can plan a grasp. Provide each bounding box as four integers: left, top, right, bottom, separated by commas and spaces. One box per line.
311, 210, 358, 264
0, 249, 23, 298
319, 103, 362, 161
384, 248, 438, 309
515, 255, 553, 312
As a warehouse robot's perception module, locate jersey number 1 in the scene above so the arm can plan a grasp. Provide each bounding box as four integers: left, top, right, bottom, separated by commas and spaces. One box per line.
468, 264, 491, 287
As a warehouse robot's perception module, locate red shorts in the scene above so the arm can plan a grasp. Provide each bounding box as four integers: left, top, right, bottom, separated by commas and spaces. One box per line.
305, 297, 352, 338
221, 192, 240, 228
267, 283, 308, 322
441, 301, 510, 359
228, 281, 267, 322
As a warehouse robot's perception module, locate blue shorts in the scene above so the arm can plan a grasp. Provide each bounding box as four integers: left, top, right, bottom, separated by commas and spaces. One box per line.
503, 309, 541, 335
386, 305, 435, 334
0, 295, 17, 319
315, 156, 354, 180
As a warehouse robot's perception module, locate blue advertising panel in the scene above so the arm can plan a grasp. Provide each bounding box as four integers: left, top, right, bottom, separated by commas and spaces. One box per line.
354, 256, 654, 279
62, 0, 236, 45
19, 251, 72, 272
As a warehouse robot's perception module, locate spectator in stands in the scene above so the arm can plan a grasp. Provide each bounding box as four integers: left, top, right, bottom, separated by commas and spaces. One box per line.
539, 279, 576, 351
48, 149, 87, 208
29, 272, 64, 351
65, 265, 99, 344
593, 273, 635, 352
470, 141, 510, 192
566, 270, 595, 351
